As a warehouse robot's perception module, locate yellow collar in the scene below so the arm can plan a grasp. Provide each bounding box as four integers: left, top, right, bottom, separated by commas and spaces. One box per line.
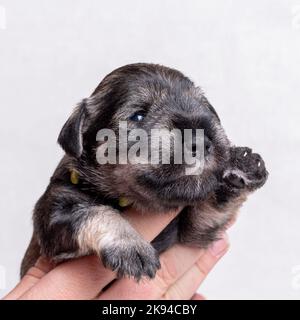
70, 169, 79, 185
70, 169, 132, 208
118, 197, 133, 208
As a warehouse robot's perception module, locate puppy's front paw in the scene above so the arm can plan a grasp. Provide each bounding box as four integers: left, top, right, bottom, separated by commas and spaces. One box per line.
100, 237, 160, 280
223, 147, 268, 191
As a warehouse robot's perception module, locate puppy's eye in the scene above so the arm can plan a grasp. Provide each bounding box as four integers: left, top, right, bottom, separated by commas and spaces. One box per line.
129, 111, 145, 122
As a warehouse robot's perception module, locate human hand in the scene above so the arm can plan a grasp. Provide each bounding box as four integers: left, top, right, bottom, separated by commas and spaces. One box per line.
3, 208, 229, 300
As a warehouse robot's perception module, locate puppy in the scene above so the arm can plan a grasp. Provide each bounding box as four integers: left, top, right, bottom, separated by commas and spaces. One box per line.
21, 63, 268, 279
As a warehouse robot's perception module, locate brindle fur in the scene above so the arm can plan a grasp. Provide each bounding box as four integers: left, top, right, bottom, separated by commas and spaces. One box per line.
21, 63, 268, 279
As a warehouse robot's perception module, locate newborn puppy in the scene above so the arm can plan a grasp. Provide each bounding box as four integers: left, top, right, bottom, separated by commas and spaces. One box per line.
21, 63, 268, 279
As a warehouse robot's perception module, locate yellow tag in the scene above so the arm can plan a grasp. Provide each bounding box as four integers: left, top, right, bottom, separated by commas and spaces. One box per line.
118, 197, 132, 207
70, 169, 79, 185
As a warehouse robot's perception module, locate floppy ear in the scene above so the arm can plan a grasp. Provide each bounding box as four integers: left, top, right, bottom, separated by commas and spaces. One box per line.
58, 99, 87, 158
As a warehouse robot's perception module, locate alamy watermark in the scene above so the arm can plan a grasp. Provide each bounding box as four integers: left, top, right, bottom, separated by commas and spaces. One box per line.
96, 121, 205, 176
0, 5, 6, 30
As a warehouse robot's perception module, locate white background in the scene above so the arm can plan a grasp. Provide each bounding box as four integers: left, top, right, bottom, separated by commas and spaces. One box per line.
0, 0, 299, 299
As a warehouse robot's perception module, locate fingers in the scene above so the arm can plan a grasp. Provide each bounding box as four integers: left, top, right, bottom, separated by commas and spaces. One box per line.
18, 255, 114, 300
17, 208, 180, 300
191, 293, 206, 300
98, 244, 204, 300
162, 235, 229, 300
98, 234, 229, 300
4, 257, 54, 300
124, 207, 179, 242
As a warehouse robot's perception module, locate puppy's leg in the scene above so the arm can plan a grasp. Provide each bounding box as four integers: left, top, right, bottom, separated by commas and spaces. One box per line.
177, 146, 268, 248
73, 205, 160, 279
20, 234, 41, 278
26, 185, 160, 280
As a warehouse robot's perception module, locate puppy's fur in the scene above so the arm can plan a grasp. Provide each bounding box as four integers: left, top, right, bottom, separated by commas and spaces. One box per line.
21, 63, 268, 279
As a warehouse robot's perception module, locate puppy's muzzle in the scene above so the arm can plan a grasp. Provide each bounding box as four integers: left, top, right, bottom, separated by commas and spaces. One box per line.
189, 136, 212, 157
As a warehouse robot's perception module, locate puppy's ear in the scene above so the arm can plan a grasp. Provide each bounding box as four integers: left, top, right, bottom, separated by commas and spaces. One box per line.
58, 99, 88, 158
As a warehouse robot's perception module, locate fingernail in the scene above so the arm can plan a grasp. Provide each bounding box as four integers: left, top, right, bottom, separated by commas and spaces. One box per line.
210, 234, 229, 257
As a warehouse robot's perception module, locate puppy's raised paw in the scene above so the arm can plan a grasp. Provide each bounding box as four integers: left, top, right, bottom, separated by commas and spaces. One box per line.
223, 146, 268, 191
100, 238, 160, 280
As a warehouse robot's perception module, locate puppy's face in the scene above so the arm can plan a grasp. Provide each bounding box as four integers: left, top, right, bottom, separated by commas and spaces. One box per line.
59, 64, 230, 206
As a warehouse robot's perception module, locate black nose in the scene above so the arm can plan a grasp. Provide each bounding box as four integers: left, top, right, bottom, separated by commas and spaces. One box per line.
204, 136, 212, 155
190, 136, 212, 157
191, 143, 197, 157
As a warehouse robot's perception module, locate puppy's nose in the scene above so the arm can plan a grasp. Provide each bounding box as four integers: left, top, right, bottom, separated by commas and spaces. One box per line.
190, 136, 212, 157
204, 136, 212, 156
191, 143, 197, 157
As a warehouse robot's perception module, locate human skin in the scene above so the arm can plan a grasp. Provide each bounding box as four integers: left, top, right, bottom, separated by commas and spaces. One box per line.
4, 207, 229, 300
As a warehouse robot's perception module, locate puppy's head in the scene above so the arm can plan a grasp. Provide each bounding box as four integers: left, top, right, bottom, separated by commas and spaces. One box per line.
58, 64, 230, 207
